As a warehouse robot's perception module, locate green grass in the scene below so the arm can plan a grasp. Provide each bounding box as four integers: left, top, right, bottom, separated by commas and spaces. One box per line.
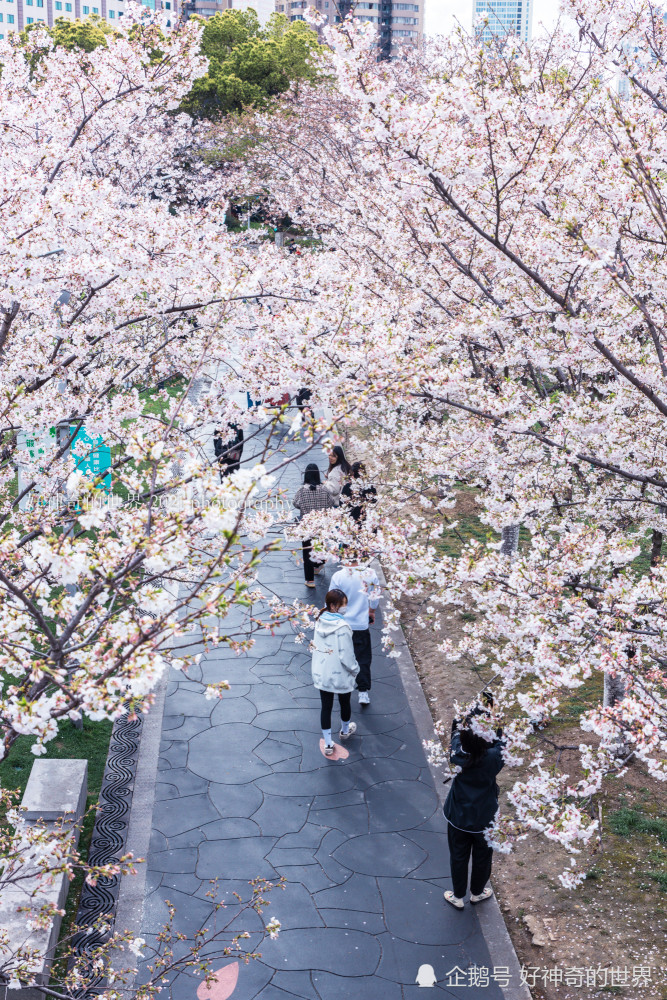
648, 870, 667, 891
608, 806, 667, 844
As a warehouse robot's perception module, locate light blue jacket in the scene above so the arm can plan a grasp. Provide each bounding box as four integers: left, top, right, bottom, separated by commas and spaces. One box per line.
311, 612, 360, 693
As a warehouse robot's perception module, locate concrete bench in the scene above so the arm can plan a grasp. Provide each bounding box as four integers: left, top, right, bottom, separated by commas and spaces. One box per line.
0, 759, 88, 1000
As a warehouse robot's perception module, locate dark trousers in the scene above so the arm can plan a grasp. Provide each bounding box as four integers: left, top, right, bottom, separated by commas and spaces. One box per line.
219, 460, 240, 481
447, 823, 493, 898
352, 629, 372, 692
319, 690, 352, 729
302, 539, 322, 583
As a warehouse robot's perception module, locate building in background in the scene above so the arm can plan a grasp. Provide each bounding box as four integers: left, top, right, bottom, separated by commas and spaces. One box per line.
473, 0, 532, 44
0, 0, 178, 39
183, 0, 273, 23
273, 0, 423, 59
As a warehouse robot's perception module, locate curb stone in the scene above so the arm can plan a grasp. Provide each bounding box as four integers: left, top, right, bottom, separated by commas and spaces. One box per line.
111, 669, 168, 974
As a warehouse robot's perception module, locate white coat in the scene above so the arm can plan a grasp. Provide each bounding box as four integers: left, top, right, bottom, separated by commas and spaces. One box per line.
324, 464, 345, 506
311, 612, 360, 693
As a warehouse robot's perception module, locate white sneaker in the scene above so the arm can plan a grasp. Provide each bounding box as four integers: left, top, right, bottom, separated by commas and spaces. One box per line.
340, 722, 357, 740
324, 743, 335, 756
358, 692, 370, 706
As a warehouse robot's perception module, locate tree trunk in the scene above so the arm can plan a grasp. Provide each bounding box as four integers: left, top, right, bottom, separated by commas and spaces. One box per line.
501, 524, 520, 560
651, 529, 663, 567
603, 671, 625, 709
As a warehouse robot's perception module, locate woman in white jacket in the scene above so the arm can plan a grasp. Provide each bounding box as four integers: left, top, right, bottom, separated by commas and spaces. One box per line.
312, 589, 360, 755
324, 445, 352, 507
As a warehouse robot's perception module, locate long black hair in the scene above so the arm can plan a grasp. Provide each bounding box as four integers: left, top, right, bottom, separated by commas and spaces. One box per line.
304, 463, 321, 490
330, 445, 352, 476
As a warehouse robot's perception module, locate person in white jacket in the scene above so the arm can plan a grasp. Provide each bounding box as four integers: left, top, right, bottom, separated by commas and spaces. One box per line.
330, 561, 380, 707
312, 589, 360, 755
324, 445, 352, 507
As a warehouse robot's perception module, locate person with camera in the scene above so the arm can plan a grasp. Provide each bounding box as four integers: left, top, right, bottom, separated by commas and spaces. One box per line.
443, 699, 504, 910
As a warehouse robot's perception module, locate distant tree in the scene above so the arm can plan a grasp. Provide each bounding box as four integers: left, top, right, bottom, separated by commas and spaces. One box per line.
21, 14, 117, 53
180, 10, 323, 119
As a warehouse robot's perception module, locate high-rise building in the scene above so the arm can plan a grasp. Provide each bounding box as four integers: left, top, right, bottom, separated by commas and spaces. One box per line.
473, 0, 532, 45
0, 0, 178, 39
183, 0, 273, 24
273, 0, 423, 59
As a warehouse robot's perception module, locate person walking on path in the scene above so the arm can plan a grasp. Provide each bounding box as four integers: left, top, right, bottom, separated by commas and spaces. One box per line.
324, 445, 352, 507
442, 713, 505, 910
311, 589, 359, 755
213, 423, 244, 480
293, 463, 334, 588
330, 559, 380, 706
341, 461, 377, 526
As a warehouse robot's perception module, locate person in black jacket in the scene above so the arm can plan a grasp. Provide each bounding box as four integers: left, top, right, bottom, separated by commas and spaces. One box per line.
213, 424, 244, 481
341, 461, 377, 526
443, 715, 504, 910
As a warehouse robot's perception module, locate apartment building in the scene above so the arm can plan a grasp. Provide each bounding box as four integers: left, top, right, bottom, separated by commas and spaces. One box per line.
0, 0, 177, 39
473, 0, 532, 44
274, 0, 423, 58
182, 0, 273, 24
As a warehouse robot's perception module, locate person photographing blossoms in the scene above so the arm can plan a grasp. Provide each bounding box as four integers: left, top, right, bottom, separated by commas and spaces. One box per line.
443, 705, 504, 910
311, 589, 359, 755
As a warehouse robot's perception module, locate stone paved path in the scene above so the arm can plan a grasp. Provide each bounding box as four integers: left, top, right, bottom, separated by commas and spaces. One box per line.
140, 430, 507, 999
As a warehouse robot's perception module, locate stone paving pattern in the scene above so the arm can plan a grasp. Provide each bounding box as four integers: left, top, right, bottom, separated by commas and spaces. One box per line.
140, 433, 504, 999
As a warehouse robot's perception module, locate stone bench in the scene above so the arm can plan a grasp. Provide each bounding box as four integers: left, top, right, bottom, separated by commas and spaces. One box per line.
0, 759, 88, 1000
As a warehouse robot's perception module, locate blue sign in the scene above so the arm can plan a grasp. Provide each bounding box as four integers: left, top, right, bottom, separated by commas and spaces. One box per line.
71, 428, 111, 491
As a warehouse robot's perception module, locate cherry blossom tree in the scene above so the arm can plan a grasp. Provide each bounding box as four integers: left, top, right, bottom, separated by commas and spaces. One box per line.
0, 8, 337, 982
217, 0, 667, 882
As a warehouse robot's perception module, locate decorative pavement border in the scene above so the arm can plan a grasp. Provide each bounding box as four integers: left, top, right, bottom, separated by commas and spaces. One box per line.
69, 711, 144, 996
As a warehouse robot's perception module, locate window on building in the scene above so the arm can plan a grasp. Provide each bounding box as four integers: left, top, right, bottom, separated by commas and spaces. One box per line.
7, 12, 14, 20
55, 2, 62, 8
109, 8, 114, 14
165, 1, 170, 7
26, 15, 33, 21
26, 0, 33, 7
0, 14, 3, 22
82, 4, 88, 11
0, 32, 3, 37
37, 0, 44, 7
66, 3, 72, 8
92, 6, 98, 10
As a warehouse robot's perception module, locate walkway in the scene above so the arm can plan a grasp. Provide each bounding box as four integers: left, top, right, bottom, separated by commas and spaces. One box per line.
138, 429, 513, 999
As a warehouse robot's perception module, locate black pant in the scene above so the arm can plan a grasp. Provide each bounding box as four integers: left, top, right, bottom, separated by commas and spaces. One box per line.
352, 629, 372, 692
319, 690, 352, 729
219, 460, 240, 481
302, 539, 322, 583
447, 823, 493, 898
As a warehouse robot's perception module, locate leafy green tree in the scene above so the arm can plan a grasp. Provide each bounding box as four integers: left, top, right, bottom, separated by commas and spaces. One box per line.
21, 15, 116, 53
181, 10, 322, 119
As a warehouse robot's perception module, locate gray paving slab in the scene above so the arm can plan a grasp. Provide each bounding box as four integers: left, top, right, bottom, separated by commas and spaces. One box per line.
131, 434, 526, 1000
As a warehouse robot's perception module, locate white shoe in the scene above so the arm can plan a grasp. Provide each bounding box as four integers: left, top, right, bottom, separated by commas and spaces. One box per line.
324, 743, 335, 756
340, 722, 357, 740
358, 692, 370, 706
470, 887, 493, 904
